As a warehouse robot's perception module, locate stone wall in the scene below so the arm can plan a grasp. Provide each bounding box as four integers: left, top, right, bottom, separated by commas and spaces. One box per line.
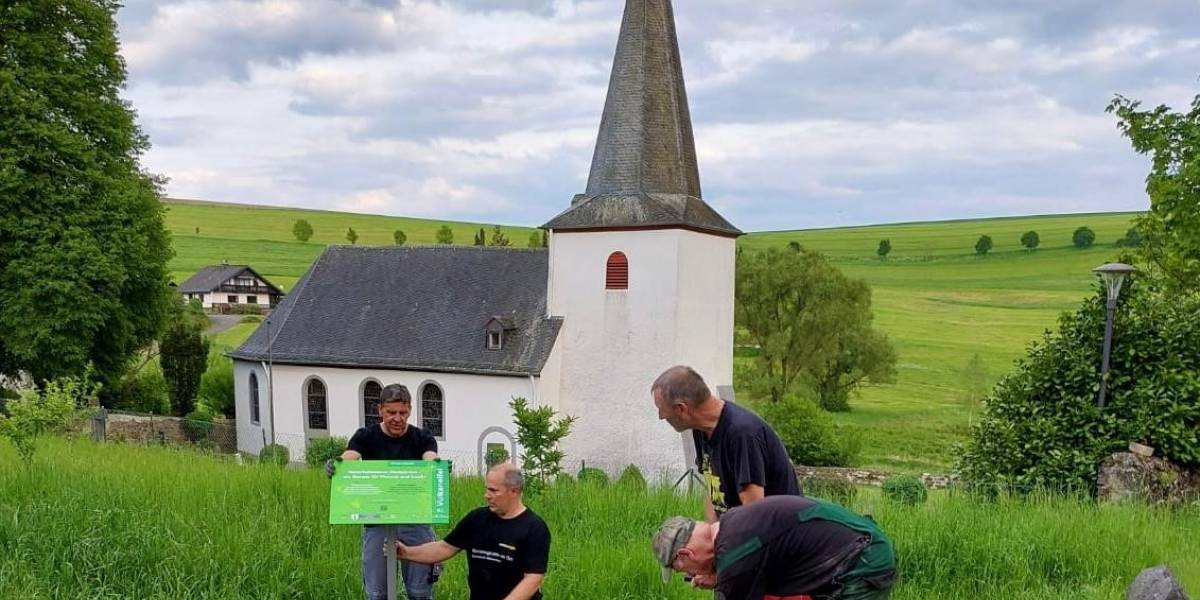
795, 465, 957, 489
102, 412, 237, 453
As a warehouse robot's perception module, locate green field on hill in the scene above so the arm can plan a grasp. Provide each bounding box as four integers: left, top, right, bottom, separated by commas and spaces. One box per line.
165, 199, 1142, 472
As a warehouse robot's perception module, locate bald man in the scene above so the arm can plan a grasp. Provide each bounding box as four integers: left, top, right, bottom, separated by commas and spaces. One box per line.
397, 464, 551, 600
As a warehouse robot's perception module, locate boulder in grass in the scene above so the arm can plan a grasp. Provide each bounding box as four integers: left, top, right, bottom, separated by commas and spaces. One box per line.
1127, 565, 1189, 600
1097, 452, 1200, 506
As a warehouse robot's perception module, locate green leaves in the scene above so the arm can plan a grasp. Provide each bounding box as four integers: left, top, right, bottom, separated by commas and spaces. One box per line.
509, 397, 577, 494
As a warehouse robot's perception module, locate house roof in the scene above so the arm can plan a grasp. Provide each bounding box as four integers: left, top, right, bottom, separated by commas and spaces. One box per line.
542, 0, 740, 238
228, 246, 562, 377
178, 265, 285, 295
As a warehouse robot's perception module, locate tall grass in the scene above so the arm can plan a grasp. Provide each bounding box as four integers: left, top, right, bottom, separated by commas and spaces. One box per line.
1, 440, 1196, 599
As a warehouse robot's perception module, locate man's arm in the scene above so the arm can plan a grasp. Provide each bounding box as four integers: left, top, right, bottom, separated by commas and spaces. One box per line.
738, 483, 765, 506
340, 449, 362, 460
501, 574, 545, 600
397, 540, 460, 564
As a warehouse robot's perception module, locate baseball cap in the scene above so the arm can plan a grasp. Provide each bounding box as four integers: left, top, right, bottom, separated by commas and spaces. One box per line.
652, 516, 696, 583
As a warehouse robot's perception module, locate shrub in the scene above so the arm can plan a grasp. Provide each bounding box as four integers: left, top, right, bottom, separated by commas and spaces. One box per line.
799, 474, 858, 505
882, 474, 928, 505
305, 436, 348, 468
242, 315, 264, 323
394, 230, 407, 246
1021, 230, 1040, 250
975, 234, 993, 255
197, 352, 234, 418
616, 465, 647, 491
346, 227, 358, 245
1073, 226, 1096, 248
108, 365, 171, 414
160, 317, 210, 417
485, 445, 510, 468
259, 444, 290, 467
0, 373, 93, 465
578, 466, 609, 486
877, 239, 891, 258
756, 395, 861, 467
959, 280, 1200, 494
230, 303, 262, 315
181, 407, 214, 443
1116, 226, 1143, 248
436, 225, 455, 245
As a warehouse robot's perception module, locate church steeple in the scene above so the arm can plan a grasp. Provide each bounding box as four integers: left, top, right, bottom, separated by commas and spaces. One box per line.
542, 0, 740, 238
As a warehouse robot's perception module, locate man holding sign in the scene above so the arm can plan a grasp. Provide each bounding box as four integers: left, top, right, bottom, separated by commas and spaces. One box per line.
397, 463, 551, 600
327, 383, 441, 600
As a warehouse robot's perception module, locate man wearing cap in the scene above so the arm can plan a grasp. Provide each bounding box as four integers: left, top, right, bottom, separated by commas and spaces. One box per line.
325, 383, 442, 600
397, 463, 551, 600
652, 366, 800, 523
653, 495, 896, 600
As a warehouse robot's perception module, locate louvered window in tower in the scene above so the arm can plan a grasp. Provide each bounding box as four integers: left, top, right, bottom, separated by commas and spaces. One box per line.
606, 252, 629, 290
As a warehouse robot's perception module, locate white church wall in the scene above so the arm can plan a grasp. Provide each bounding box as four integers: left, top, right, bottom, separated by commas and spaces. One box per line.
234, 361, 535, 473
548, 229, 735, 481
674, 231, 736, 387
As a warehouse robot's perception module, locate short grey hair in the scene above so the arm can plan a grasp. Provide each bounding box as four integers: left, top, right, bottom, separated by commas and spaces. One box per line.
502, 468, 525, 491
651, 366, 712, 407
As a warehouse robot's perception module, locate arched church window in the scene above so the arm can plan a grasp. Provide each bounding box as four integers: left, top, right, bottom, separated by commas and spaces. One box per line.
421, 383, 444, 439
363, 380, 382, 428
249, 372, 260, 425
606, 251, 629, 290
306, 378, 328, 430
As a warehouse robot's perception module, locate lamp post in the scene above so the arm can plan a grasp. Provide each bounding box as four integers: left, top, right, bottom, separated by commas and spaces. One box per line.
1092, 263, 1137, 409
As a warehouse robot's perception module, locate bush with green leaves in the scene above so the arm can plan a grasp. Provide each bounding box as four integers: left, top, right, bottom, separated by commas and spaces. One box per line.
485, 445, 510, 468
393, 230, 407, 246
0, 373, 94, 465
181, 407, 214, 443
305, 437, 348, 468
160, 314, 210, 417
436, 225, 455, 245
510, 397, 576, 494
799, 474, 858, 505
578, 466, 609, 486
346, 227, 358, 244
876, 239, 891, 258
1072, 226, 1096, 248
259, 444, 290, 467
197, 352, 234, 418
108, 365, 171, 414
293, 219, 313, 242
959, 280, 1200, 494
755, 395, 861, 467
882, 474, 928, 505
616, 465, 647, 491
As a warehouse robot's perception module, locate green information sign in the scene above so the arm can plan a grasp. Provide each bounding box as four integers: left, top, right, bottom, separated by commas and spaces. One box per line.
329, 460, 451, 525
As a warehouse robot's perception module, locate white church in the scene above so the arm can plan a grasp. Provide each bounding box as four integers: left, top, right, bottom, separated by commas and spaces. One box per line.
229, 0, 741, 480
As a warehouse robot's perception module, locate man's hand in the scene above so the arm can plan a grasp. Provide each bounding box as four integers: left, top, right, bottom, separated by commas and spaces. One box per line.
324, 457, 342, 478
395, 542, 410, 560
690, 574, 716, 589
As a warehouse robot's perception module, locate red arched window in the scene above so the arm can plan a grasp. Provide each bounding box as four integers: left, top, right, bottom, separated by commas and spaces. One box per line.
606, 252, 629, 290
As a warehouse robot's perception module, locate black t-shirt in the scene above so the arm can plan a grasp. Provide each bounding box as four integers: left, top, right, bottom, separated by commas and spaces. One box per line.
347, 424, 438, 460
693, 401, 801, 515
444, 507, 551, 600
715, 496, 868, 600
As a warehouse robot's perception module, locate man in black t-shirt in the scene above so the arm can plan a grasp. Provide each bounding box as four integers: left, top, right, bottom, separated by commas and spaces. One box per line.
653, 495, 896, 600
397, 463, 551, 600
326, 384, 441, 600
652, 366, 800, 520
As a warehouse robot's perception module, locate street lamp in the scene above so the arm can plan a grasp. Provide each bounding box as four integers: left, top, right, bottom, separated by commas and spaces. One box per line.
1092, 263, 1137, 409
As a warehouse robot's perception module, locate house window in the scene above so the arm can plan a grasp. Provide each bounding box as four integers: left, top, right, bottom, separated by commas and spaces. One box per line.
249, 372, 260, 425
362, 380, 382, 428
606, 252, 629, 290
487, 330, 502, 350
228, 295, 239, 304
247, 295, 258, 305
306, 379, 328, 430
421, 383, 444, 439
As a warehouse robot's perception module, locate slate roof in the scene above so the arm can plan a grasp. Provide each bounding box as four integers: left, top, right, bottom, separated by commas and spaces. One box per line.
228, 246, 562, 377
178, 265, 284, 295
543, 0, 741, 238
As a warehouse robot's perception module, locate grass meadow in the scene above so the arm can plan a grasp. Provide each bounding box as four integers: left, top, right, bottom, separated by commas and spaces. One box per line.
1, 440, 1196, 599
164, 199, 1142, 472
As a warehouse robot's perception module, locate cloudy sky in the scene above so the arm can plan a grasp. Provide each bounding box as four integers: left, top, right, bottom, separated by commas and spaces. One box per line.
115, 0, 1200, 231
